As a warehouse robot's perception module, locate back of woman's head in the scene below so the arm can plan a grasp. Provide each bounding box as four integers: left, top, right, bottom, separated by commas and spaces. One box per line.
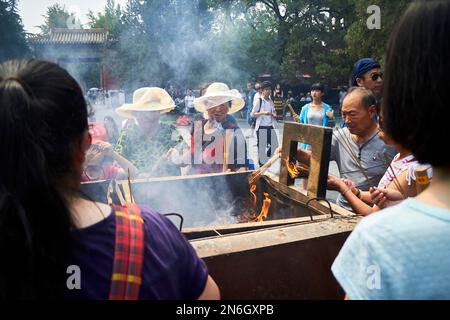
383, 0, 450, 167
0, 59, 88, 299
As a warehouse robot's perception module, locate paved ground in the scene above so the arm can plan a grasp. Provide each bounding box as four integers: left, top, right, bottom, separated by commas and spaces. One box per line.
91, 103, 340, 203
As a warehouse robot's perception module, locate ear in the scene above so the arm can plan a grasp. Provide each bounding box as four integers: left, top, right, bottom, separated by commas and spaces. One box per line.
356, 77, 364, 87
368, 104, 377, 119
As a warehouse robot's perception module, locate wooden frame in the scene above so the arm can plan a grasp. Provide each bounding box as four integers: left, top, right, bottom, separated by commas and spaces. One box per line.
279, 122, 332, 198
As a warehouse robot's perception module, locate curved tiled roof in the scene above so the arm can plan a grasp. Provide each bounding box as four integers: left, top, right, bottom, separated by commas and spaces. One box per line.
31, 28, 109, 45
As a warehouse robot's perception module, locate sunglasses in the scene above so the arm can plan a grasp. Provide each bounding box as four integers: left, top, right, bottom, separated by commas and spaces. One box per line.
370, 73, 383, 81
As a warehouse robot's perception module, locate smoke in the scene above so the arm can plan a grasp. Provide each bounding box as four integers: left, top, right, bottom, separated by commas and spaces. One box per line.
112, 0, 252, 92
132, 173, 247, 228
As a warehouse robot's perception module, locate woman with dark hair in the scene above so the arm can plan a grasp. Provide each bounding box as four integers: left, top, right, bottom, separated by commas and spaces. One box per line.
331, 0, 450, 299
296, 83, 333, 126
295, 83, 334, 150
0, 59, 219, 300
274, 83, 283, 98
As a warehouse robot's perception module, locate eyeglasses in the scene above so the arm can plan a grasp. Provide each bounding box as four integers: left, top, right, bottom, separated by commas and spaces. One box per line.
370, 73, 383, 81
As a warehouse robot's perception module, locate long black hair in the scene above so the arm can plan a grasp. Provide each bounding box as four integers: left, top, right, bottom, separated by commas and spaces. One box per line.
0, 60, 88, 299
383, 0, 450, 167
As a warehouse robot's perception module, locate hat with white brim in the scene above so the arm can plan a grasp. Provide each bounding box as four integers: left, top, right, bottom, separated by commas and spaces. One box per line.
116, 87, 175, 119
194, 82, 245, 114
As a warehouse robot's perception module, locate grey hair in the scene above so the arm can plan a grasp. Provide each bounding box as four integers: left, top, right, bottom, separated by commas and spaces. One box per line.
346, 86, 377, 109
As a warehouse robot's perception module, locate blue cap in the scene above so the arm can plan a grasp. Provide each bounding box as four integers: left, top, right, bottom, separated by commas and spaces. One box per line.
352, 58, 381, 86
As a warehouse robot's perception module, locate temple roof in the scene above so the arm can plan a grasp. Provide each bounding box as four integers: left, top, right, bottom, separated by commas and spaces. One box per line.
31, 28, 109, 45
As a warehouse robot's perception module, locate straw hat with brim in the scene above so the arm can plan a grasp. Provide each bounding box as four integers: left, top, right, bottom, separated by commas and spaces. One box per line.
194, 82, 245, 114
116, 87, 175, 119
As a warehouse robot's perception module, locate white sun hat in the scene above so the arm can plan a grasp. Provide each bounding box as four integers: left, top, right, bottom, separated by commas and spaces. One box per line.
116, 87, 175, 119
194, 82, 245, 114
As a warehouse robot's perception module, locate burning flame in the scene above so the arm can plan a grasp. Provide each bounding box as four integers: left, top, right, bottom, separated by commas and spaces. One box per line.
285, 159, 300, 179
250, 183, 257, 207
253, 192, 271, 222
284, 158, 310, 179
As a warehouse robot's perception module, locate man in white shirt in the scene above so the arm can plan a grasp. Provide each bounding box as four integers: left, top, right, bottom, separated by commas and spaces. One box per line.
184, 89, 196, 115
251, 81, 278, 166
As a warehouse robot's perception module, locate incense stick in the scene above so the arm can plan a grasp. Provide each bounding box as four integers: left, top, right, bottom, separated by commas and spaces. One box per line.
248, 153, 281, 185
127, 168, 135, 203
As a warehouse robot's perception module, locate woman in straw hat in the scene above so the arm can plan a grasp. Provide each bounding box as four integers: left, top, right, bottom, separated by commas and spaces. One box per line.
189, 82, 249, 174
115, 87, 188, 177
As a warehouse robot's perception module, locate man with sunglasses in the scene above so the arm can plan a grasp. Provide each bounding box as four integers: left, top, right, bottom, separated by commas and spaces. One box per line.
352, 58, 383, 102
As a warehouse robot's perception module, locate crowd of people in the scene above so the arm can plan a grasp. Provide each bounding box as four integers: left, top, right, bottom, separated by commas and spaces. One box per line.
0, 0, 448, 300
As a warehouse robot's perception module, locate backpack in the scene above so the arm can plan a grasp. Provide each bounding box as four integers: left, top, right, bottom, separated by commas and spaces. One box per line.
250, 98, 263, 128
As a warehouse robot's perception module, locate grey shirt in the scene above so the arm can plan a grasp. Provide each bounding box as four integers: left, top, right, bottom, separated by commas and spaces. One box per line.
330, 127, 397, 211
307, 107, 324, 126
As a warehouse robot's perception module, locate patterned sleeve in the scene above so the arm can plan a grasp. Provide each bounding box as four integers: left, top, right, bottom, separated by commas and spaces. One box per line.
168, 124, 188, 150
114, 129, 129, 158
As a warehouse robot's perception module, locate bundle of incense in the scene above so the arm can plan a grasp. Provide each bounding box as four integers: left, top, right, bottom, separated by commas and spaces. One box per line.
286, 103, 298, 118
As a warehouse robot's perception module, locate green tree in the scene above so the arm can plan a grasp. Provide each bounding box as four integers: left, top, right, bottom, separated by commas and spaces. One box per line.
0, 0, 29, 62
280, 0, 358, 86
92, 0, 414, 91
87, 0, 123, 37
345, 0, 413, 65
38, 4, 81, 35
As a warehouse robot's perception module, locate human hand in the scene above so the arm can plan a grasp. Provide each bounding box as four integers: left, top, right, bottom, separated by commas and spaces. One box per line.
326, 110, 334, 119
342, 178, 358, 195
369, 187, 404, 209
327, 175, 345, 191
275, 146, 282, 156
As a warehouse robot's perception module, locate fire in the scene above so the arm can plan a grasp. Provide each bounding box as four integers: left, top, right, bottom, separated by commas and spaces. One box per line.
285, 158, 300, 179
252, 192, 272, 222
285, 158, 310, 179
246, 176, 272, 223
250, 183, 257, 207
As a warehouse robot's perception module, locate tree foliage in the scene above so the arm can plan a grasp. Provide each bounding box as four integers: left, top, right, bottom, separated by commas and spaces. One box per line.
87, 0, 123, 37
38, 4, 82, 35
0, 0, 29, 62
50, 0, 415, 90
345, 0, 412, 65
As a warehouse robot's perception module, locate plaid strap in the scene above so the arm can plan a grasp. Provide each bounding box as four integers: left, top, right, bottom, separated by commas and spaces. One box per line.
109, 203, 145, 300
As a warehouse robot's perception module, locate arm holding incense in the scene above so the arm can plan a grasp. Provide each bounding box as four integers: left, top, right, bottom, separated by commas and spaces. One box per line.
99, 141, 139, 179
327, 175, 377, 216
